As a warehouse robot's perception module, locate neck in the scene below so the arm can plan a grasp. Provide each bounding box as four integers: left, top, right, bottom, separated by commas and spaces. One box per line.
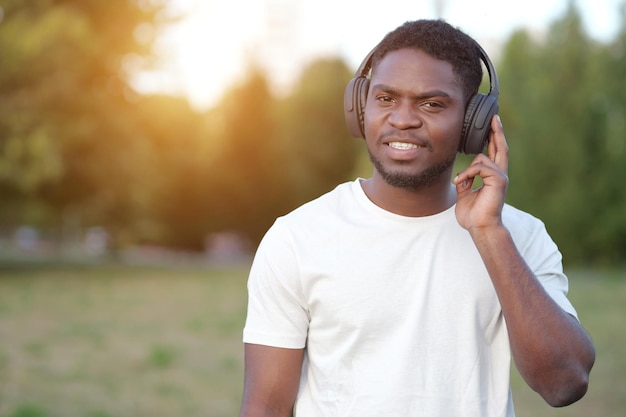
361, 171, 456, 217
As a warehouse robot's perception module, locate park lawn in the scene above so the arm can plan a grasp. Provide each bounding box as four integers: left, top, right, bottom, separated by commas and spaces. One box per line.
0, 262, 623, 417
0, 262, 249, 417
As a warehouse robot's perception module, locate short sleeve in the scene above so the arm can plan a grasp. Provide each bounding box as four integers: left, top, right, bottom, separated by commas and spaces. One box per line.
243, 218, 310, 348
509, 210, 579, 320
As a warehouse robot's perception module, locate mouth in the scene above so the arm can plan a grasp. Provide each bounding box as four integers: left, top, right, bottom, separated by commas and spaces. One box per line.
381, 132, 429, 150
387, 141, 424, 150
380, 134, 430, 161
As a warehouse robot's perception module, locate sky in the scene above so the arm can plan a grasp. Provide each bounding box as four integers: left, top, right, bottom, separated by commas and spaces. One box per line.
137, 0, 624, 110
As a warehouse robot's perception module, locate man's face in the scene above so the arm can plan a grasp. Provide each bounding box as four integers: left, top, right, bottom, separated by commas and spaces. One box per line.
363, 48, 466, 190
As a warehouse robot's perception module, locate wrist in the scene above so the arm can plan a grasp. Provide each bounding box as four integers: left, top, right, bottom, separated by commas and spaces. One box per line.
468, 222, 508, 242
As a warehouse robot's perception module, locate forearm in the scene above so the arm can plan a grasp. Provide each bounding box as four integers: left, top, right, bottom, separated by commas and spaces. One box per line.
469, 224, 595, 406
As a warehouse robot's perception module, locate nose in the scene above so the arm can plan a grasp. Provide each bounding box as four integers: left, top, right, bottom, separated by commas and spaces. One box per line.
388, 102, 422, 130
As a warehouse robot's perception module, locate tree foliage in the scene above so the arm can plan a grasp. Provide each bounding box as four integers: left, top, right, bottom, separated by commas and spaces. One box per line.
0, 0, 167, 246
204, 58, 359, 245
500, 1, 626, 264
0, 0, 360, 250
0, 0, 624, 264
276, 58, 361, 206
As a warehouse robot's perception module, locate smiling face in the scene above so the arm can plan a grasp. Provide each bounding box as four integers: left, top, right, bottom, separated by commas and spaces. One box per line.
363, 48, 466, 191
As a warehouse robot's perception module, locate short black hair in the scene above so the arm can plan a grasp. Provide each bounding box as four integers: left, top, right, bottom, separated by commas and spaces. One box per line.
371, 19, 483, 104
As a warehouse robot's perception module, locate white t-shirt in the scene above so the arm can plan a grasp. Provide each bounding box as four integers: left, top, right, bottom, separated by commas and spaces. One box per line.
243, 179, 577, 417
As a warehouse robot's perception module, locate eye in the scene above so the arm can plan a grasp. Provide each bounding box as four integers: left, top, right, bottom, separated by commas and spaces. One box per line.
422, 101, 445, 111
376, 95, 395, 104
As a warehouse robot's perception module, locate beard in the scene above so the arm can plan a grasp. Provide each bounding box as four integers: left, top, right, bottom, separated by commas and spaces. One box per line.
368, 150, 457, 190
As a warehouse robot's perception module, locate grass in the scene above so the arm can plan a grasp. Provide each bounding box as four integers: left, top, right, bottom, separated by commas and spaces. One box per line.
0, 262, 249, 417
0, 262, 623, 416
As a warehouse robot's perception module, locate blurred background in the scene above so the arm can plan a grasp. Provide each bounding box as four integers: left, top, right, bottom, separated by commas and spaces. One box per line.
0, 0, 624, 416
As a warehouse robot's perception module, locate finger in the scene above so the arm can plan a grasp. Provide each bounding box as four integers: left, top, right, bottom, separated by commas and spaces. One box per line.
454, 157, 488, 185
486, 118, 497, 161
455, 157, 505, 186
454, 175, 474, 193
488, 115, 508, 174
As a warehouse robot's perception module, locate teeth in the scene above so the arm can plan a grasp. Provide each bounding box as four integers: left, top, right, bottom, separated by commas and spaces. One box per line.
389, 142, 419, 150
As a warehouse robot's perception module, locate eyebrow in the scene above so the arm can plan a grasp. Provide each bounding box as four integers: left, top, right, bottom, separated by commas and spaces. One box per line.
370, 84, 453, 100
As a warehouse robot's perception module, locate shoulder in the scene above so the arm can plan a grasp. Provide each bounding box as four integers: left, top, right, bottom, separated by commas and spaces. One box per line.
279, 181, 357, 225
502, 204, 561, 259
256, 181, 356, 246
502, 204, 545, 233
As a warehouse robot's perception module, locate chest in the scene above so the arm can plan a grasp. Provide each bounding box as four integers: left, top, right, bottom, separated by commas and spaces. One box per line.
297, 224, 502, 345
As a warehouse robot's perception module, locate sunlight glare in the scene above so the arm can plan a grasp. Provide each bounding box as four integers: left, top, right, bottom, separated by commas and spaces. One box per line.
160, 0, 263, 109
144, 0, 621, 112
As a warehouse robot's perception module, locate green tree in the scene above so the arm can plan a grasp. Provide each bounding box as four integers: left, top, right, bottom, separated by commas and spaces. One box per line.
207, 65, 287, 243
583, 1, 626, 262
201, 58, 361, 245
277, 58, 361, 207
500, 0, 626, 264
0, 0, 167, 246
132, 94, 215, 249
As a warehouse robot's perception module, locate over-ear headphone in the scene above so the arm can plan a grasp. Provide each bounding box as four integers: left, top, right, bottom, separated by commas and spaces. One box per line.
343, 42, 500, 154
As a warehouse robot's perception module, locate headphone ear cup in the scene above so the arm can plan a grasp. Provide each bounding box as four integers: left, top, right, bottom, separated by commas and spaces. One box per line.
459, 93, 499, 154
459, 94, 482, 154
344, 76, 370, 138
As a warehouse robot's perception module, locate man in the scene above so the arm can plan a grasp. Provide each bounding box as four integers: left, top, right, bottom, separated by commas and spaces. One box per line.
239, 19, 595, 417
